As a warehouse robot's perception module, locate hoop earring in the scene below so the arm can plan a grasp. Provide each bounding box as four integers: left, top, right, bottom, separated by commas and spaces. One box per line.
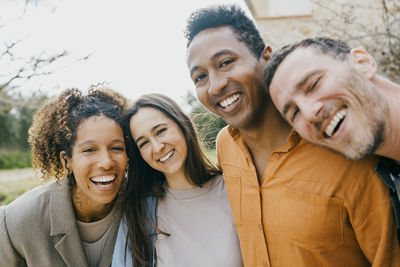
115, 166, 128, 205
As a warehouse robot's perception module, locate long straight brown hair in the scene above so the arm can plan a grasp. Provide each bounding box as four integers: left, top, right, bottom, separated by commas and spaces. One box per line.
122, 93, 221, 266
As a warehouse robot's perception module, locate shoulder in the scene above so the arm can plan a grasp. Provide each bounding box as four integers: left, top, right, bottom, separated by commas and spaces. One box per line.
2, 180, 62, 232
287, 140, 385, 197
294, 139, 379, 174
216, 126, 231, 145
216, 126, 240, 157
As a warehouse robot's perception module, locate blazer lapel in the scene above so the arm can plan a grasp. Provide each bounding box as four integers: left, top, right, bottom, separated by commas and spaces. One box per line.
55, 225, 88, 267
49, 179, 88, 266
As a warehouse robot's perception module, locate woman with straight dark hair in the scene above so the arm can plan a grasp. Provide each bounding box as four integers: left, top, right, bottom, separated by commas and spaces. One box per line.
112, 93, 243, 267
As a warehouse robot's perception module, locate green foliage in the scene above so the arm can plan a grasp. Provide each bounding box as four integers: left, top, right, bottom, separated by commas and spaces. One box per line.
0, 111, 18, 148
184, 91, 227, 149
0, 93, 47, 155
0, 150, 32, 169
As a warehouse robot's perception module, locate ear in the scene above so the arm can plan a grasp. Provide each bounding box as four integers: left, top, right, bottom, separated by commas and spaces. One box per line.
348, 48, 377, 80
60, 151, 71, 173
261, 45, 273, 64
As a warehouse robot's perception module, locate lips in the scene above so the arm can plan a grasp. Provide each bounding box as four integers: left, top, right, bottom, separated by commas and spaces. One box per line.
324, 109, 346, 138
218, 93, 240, 109
90, 175, 116, 189
159, 150, 174, 163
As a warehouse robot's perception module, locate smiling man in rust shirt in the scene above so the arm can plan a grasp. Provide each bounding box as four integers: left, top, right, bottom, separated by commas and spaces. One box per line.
185, 4, 400, 267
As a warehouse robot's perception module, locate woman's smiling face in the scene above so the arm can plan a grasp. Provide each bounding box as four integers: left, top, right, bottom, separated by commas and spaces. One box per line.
129, 107, 188, 180
63, 115, 127, 207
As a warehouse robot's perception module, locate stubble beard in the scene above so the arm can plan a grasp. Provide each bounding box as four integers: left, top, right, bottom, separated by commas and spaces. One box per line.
323, 69, 387, 160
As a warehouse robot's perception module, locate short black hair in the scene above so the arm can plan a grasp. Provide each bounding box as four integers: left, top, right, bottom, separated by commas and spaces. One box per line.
264, 37, 351, 91
185, 4, 265, 58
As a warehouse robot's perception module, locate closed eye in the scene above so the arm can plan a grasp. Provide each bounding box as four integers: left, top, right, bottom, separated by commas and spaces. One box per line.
156, 128, 166, 136
82, 148, 95, 153
137, 140, 148, 149
291, 108, 299, 122
111, 146, 125, 151
307, 76, 321, 93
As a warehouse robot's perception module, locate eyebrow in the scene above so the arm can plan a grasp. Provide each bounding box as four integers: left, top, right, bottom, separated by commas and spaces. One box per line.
77, 139, 124, 147
134, 123, 167, 143
295, 70, 323, 91
189, 49, 235, 77
282, 70, 323, 118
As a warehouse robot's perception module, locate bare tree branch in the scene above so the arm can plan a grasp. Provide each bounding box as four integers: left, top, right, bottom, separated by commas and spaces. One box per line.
311, 0, 400, 83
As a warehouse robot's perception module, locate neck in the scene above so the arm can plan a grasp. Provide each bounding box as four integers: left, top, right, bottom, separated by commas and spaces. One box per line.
165, 171, 196, 190
239, 103, 292, 179
241, 104, 292, 153
373, 76, 400, 161
72, 186, 113, 223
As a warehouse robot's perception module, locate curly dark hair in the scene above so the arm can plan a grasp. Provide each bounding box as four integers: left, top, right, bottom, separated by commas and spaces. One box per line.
123, 93, 221, 266
264, 37, 351, 92
185, 4, 265, 58
28, 84, 128, 181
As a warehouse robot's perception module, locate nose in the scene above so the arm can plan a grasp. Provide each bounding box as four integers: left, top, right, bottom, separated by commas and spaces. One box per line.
98, 150, 113, 169
152, 139, 165, 153
301, 99, 323, 123
208, 72, 228, 95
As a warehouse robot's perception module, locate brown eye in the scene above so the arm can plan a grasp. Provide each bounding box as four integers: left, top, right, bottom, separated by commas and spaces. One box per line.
195, 73, 207, 84
219, 58, 234, 68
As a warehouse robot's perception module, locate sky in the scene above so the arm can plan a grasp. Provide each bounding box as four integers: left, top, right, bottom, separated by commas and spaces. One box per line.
1, 0, 250, 107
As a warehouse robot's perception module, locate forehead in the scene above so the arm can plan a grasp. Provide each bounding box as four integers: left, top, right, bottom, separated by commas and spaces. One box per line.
270, 48, 341, 107
186, 26, 253, 68
281, 47, 338, 73
76, 115, 122, 140
130, 108, 172, 135
272, 47, 339, 89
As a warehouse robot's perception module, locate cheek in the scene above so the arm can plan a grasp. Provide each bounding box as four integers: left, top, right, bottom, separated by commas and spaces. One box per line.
70, 158, 87, 177
139, 148, 153, 164
295, 121, 311, 139
119, 154, 128, 169
196, 89, 209, 105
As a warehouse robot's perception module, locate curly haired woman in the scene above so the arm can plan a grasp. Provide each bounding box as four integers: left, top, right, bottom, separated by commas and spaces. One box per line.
0, 86, 128, 266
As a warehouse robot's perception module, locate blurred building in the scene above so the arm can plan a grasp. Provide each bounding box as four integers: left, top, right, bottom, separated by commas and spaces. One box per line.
245, 0, 388, 49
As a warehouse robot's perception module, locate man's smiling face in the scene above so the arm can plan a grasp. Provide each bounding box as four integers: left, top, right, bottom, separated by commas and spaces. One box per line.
269, 47, 386, 160
186, 26, 269, 130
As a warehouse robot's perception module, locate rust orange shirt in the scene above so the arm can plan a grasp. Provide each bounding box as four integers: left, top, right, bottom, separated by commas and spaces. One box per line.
216, 126, 400, 267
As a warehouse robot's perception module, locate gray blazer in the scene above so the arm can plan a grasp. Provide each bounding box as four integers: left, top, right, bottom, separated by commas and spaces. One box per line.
0, 178, 121, 267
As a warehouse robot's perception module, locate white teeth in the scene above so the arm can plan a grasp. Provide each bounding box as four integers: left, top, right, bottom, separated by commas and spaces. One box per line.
90, 175, 115, 183
159, 150, 174, 162
96, 183, 113, 189
325, 110, 346, 137
220, 94, 240, 108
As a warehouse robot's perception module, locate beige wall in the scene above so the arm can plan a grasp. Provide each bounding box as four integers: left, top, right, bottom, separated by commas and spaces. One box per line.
246, 0, 385, 49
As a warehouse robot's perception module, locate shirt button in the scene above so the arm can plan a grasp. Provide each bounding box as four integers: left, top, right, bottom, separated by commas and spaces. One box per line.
274, 153, 280, 160
258, 223, 263, 230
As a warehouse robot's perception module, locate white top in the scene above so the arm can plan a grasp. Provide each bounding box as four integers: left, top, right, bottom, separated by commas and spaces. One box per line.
156, 175, 243, 267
